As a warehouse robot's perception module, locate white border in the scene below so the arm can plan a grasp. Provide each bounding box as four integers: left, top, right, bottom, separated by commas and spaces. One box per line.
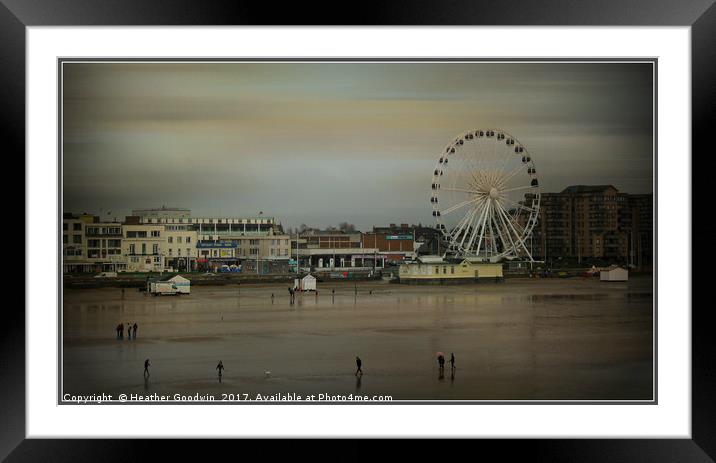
27, 27, 690, 438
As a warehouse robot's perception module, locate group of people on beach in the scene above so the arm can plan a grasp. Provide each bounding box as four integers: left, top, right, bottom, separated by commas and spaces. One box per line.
140, 353, 455, 383
437, 353, 456, 371
116, 322, 138, 340
354, 352, 455, 376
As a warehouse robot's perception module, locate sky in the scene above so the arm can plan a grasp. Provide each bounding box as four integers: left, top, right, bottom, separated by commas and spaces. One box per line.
62, 62, 654, 230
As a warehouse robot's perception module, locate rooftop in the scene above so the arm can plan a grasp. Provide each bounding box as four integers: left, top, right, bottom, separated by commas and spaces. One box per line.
560, 185, 618, 194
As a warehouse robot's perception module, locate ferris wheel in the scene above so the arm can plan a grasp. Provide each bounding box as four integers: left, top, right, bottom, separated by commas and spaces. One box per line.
430, 129, 540, 262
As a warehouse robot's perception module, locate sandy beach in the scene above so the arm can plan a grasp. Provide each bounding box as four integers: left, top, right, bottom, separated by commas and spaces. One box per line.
62, 276, 654, 401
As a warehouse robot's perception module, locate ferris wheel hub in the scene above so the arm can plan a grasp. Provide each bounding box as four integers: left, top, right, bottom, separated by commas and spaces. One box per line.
489, 187, 499, 199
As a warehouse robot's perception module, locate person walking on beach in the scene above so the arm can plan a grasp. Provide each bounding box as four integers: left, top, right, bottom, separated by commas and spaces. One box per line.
119, 323, 124, 340
115, 323, 121, 340
144, 359, 151, 378
450, 353, 456, 371
132, 323, 138, 339
216, 360, 224, 382
355, 356, 363, 376
127, 323, 132, 340
437, 353, 445, 372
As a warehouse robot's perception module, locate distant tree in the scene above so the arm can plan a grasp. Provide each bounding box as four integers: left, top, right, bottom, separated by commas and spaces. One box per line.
299, 223, 309, 233
338, 222, 356, 232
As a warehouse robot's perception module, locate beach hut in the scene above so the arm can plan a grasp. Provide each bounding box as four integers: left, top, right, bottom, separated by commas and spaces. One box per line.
295, 274, 317, 292
165, 274, 191, 293
600, 266, 628, 282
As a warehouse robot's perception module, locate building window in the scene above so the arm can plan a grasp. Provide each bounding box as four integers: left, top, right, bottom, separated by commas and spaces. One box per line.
178, 248, 182, 256
73, 223, 82, 231
152, 244, 159, 254
168, 237, 173, 243
151, 230, 160, 237
186, 237, 191, 243
129, 244, 135, 254
63, 235, 68, 244
63, 223, 68, 231
142, 243, 147, 254
73, 235, 82, 244
178, 236, 183, 243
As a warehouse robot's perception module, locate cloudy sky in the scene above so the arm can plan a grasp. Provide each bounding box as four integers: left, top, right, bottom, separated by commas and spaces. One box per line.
62, 62, 654, 230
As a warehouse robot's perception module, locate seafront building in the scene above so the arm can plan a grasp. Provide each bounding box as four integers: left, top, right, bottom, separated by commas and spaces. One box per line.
121, 218, 165, 273
529, 185, 653, 267
62, 213, 126, 273
361, 224, 416, 264
61, 187, 653, 274
62, 208, 290, 273
398, 255, 503, 283
292, 229, 383, 273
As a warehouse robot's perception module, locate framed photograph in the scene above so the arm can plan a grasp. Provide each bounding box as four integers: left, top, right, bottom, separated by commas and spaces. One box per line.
7, 0, 711, 458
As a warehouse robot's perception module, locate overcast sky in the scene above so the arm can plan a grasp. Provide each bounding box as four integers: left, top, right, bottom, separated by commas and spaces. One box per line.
62, 62, 654, 230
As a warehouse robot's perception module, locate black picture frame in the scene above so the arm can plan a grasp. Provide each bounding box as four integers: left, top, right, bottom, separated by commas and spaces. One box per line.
4, 0, 710, 459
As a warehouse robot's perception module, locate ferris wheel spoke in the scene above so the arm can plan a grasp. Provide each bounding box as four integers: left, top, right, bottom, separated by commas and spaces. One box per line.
486, 208, 507, 255
497, 143, 514, 178
441, 187, 482, 195
495, 201, 523, 241
474, 201, 490, 258
448, 205, 476, 241
495, 201, 534, 260
441, 196, 482, 216
457, 202, 482, 251
498, 163, 527, 188
494, 202, 520, 256
501, 184, 538, 194
465, 198, 489, 252
488, 211, 499, 256
498, 196, 537, 214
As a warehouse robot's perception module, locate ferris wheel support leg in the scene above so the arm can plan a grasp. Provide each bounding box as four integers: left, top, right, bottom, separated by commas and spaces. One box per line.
465, 198, 489, 254
474, 201, 490, 261
493, 200, 520, 260
496, 201, 535, 262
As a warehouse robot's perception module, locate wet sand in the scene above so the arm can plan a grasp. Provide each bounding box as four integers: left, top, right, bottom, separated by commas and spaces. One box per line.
62, 277, 654, 401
